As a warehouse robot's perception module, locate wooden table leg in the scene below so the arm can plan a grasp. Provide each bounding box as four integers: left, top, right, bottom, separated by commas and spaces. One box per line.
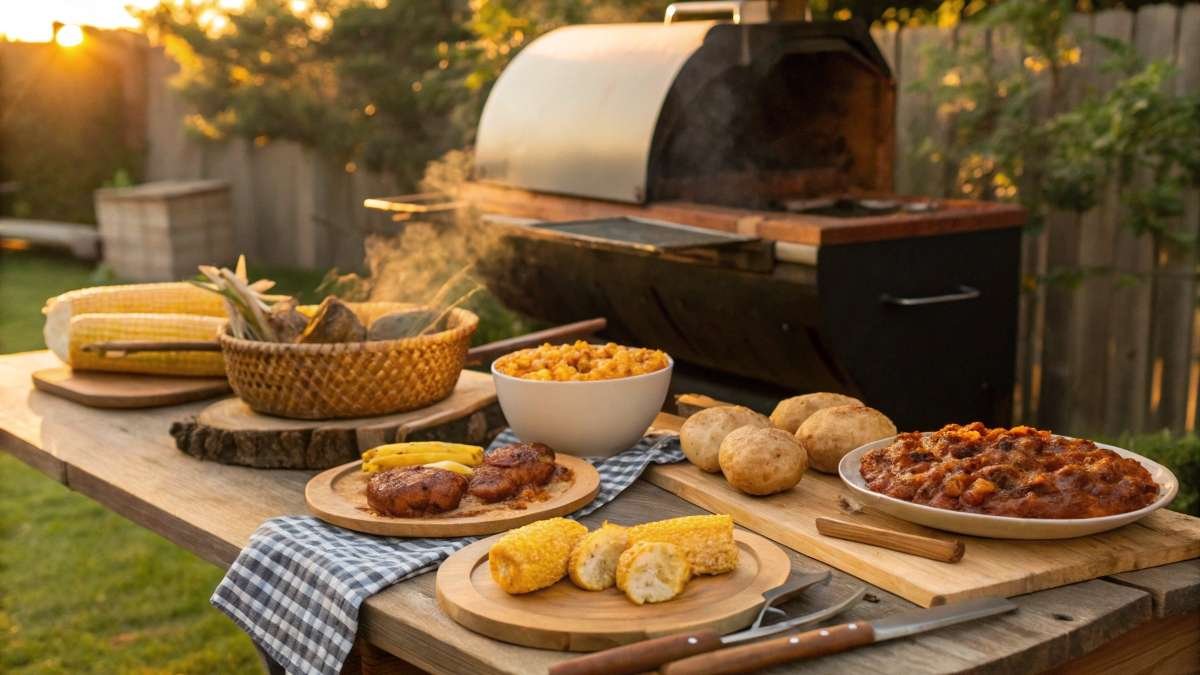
357, 639, 429, 675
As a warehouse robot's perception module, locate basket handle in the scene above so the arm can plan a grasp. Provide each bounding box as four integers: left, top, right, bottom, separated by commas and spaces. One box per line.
81, 318, 608, 362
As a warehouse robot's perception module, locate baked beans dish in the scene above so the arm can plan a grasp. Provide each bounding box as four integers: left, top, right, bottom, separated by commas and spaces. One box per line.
860, 423, 1160, 519
494, 341, 669, 381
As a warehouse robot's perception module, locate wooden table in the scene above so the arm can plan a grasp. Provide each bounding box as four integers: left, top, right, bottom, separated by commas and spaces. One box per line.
1, 350, 1196, 674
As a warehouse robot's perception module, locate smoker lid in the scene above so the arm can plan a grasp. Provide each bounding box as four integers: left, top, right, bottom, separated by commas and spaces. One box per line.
474, 20, 890, 204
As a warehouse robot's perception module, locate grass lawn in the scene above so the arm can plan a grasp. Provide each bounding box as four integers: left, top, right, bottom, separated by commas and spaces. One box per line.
0, 249, 317, 674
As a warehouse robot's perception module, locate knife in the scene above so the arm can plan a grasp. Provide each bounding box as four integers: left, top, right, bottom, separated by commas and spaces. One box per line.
548, 572, 860, 675
660, 596, 1019, 675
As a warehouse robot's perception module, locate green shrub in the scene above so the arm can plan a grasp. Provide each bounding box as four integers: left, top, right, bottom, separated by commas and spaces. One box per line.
1109, 431, 1200, 516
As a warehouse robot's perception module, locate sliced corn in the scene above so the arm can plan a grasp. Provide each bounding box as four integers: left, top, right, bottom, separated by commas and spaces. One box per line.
362, 441, 484, 464
422, 460, 475, 477
489, 517, 588, 594
625, 514, 739, 575
44, 283, 226, 362
65, 313, 225, 376
362, 450, 483, 473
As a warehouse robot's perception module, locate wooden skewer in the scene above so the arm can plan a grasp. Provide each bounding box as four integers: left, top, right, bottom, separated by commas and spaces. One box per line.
815, 517, 965, 563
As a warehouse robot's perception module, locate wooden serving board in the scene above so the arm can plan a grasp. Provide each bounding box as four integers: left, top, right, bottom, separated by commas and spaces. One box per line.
171, 370, 504, 469
644, 412, 1200, 608
306, 455, 600, 537
32, 366, 230, 408
436, 529, 791, 652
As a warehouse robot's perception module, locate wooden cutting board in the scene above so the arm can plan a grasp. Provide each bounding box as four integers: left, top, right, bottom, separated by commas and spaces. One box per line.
436, 529, 791, 652
32, 366, 230, 408
306, 455, 600, 537
645, 412, 1200, 608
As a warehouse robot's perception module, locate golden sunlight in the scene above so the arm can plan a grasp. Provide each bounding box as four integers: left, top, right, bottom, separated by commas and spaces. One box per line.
55, 24, 85, 48
0, 1, 244, 42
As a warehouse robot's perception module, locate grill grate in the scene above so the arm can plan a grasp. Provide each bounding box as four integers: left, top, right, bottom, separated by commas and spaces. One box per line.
531, 217, 757, 252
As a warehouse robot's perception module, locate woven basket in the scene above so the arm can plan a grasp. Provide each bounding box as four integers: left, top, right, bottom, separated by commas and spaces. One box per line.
219, 304, 478, 419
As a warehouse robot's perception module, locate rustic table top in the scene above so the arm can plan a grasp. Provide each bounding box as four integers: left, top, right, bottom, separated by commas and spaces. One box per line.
1, 350, 1196, 675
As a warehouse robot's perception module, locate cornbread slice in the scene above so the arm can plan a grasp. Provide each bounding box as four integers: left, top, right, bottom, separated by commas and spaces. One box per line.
489, 517, 588, 594
568, 522, 629, 591
616, 542, 692, 605
626, 514, 738, 575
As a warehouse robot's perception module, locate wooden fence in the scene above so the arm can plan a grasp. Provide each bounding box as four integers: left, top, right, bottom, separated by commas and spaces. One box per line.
123, 4, 1200, 435
870, 4, 1200, 437
142, 49, 399, 272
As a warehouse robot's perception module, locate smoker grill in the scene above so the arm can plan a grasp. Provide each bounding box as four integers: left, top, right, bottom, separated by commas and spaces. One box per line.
368, 3, 1025, 429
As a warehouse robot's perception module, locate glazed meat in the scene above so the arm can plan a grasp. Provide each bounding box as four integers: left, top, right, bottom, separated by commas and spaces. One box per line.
367, 466, 468, 517
860, 423, 1160, 519
468, 442, 557, 503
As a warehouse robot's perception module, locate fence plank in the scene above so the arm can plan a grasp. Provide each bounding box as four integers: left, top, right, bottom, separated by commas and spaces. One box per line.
1182, 5, 1200, 432
1106, 4, 1179, 434
1038, 13, 1094, 433
894, 26, 943, 196
870, 27, 899, 77
1150, 3, 1200, 433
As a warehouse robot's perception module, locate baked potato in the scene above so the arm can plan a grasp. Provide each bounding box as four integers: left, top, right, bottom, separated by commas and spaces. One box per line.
718, 426, 808, 495
770, 392, 863, 434
796, 404, 897, 473
679, 405, 771, 472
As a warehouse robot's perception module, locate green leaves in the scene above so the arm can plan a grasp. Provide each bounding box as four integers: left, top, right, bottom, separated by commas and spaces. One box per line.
911, 0, 1200, 254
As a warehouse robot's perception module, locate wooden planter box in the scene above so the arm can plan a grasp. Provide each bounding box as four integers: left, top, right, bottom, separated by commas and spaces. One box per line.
94, 179, 234, 281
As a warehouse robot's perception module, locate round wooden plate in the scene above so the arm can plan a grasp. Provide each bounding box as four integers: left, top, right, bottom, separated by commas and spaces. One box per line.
435, 529, 791, 652
305, 455, 600, 537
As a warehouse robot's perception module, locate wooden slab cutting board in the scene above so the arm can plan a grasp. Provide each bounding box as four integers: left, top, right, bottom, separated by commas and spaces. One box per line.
32, 366, 230, 408
436, 529, 791, 652
645, 413, 1200, 608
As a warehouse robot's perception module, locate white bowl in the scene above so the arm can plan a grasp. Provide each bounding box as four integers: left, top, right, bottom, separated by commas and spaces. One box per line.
839, 435, 1179, 540
491, 359, 673, 458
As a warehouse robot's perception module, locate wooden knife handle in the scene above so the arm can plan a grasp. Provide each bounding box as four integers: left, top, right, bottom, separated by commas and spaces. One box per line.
661, 622, 876, 675
662, 619, 878, 672
548, 629, 721, 675
815, 517, 965, 563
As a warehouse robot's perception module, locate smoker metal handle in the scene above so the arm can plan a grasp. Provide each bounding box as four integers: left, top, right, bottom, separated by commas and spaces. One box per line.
880, 285, 981, 307
664, 1, 768, 24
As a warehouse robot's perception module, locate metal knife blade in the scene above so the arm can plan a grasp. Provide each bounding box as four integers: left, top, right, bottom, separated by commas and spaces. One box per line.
657, 597, 1019, 675
871, 597, 1019, 642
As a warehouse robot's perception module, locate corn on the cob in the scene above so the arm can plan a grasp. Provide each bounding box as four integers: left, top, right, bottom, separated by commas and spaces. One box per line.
616, 541, 692, 605
362, 442, 484, 464
362, 449, 484, 473
64, 313, 225, 376
625, 514, 738, 575
568, 522, 628, 591
489, 517, 588, 594
43, 283, 226, 362
422, 460, 475, 477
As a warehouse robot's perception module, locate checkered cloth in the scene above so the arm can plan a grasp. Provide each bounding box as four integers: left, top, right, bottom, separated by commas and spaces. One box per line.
211, 430, 684, 675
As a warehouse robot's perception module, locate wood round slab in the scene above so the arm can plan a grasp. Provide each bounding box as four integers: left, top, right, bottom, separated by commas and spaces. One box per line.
305, 454, 600, 537
32, 367, 229, 409
435, 529, 791, 652
169, 370, 503, 469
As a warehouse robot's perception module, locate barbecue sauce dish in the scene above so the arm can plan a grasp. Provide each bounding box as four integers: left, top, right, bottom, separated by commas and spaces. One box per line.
367, 466, 469, 517
860, 423, 1160, 519
468, 442, 557, 502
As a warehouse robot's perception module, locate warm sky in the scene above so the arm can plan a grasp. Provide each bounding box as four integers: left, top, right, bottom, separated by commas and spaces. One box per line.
0, 0, 245, 42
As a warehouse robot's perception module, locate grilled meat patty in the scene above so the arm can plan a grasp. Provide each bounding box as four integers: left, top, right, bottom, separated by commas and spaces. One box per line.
468, 442, 557, 503
367, 466, 468, 517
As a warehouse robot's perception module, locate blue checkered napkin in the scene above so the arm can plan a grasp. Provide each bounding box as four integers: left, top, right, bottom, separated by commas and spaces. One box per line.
211, 431, 684, 675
